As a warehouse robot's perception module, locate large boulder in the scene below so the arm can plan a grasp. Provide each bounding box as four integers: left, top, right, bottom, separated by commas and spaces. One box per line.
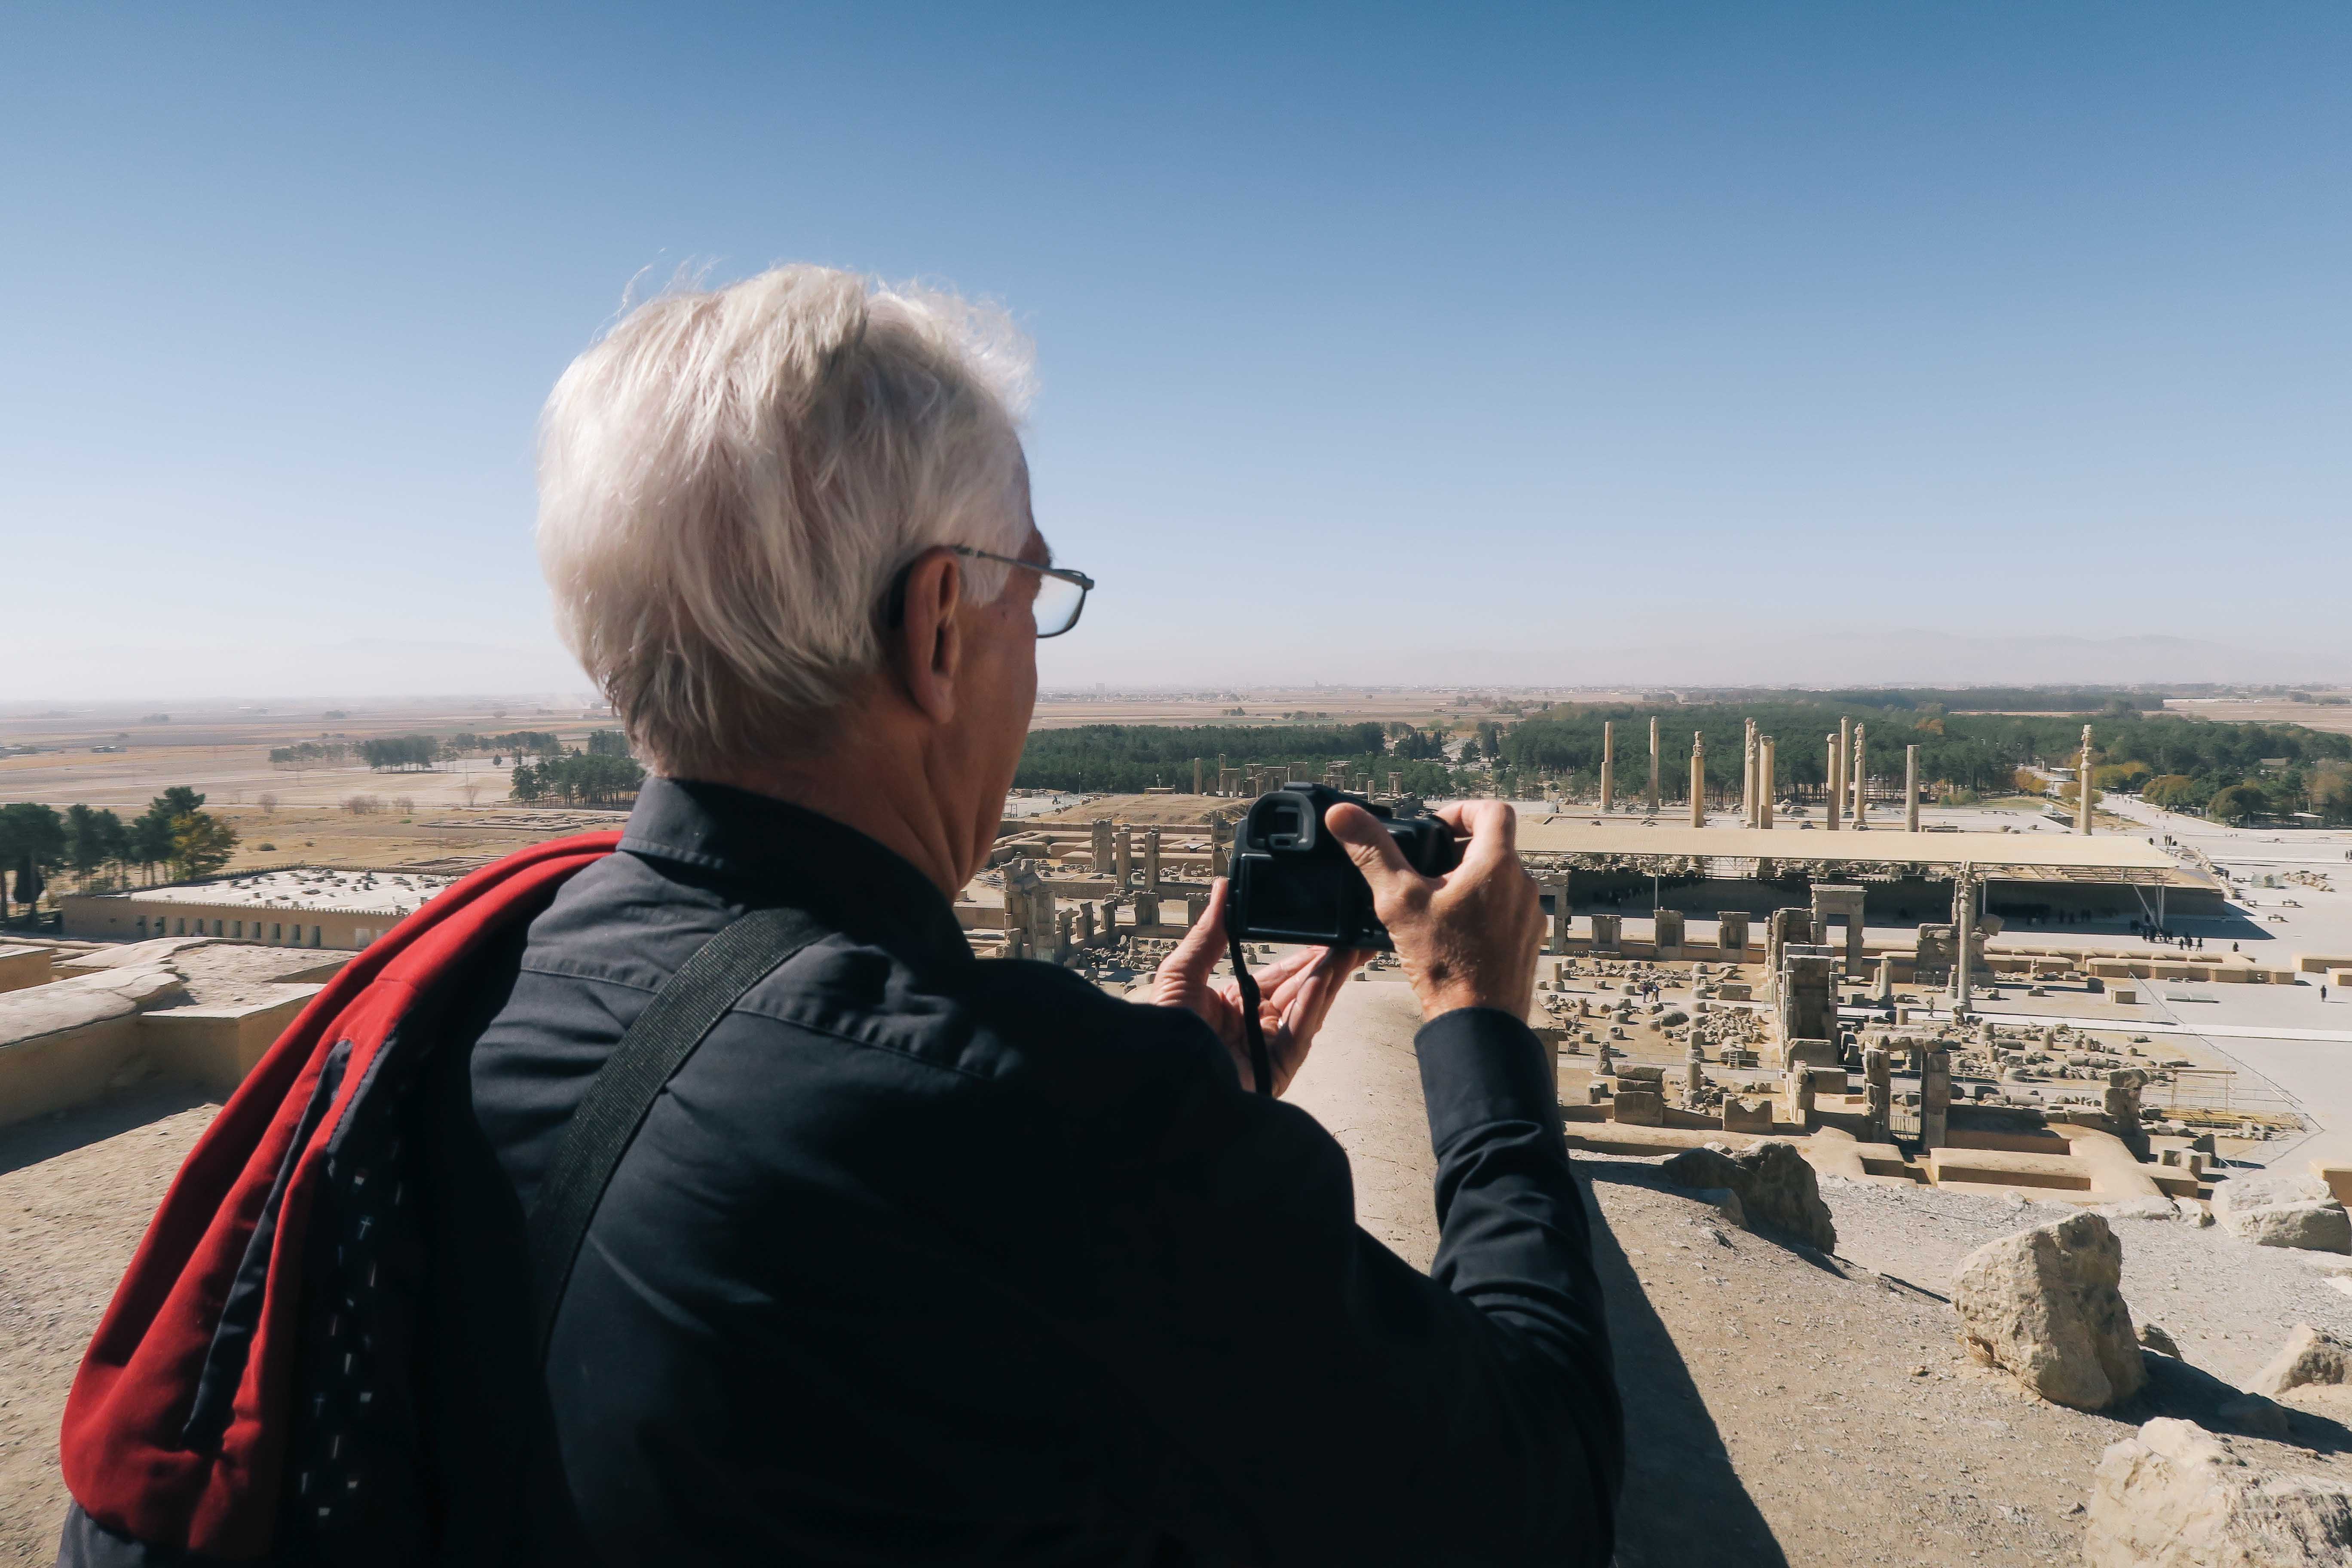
2249, 1324, 2352, 1400
1953, 1211, 2147, 1411
2213, 1173, 2352, 1253
2086, 1418, 2352, 1567
1657, 1140, 1836, 1252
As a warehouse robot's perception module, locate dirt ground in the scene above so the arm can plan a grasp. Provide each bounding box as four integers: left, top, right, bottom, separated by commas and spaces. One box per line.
0, 1085, 221, 1562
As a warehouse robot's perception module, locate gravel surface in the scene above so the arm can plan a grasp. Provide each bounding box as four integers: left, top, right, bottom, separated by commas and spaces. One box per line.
0, 1085, 218, 1563
1820, 1174, 2352, 1386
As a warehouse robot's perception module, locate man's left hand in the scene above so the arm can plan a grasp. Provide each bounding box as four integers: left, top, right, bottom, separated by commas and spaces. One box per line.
1151, 878, 1367, 1096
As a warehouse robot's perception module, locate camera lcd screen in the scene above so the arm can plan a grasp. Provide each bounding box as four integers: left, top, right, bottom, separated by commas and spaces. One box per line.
1234, 859, 1343, 940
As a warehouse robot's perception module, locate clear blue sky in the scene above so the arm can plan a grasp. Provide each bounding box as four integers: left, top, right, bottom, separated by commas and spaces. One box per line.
5, 2, 2346, 701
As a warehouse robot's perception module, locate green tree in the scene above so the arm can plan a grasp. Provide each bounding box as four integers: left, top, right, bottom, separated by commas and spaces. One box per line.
129, 789, 207, 884
169, 812, 239, 880
0, 803, 66, 921
2207, 784, 2267, 824
64, 803, 126, 888
359, 735, 440, 770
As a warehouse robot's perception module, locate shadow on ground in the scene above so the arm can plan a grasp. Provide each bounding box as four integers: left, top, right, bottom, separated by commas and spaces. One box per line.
0, 1081, 217, 1179
1580, 1177, 1791, 1568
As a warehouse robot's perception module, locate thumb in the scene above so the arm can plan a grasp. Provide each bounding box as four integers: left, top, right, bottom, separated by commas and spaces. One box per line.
1323, 803, 1417, 897
1157, 876, 1230, 988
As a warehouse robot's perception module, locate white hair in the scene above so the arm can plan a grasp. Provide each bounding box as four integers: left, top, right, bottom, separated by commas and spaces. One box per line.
536, 265, 1035, 777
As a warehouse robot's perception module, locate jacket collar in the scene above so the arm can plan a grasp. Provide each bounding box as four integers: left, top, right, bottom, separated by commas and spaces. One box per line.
618, 776, 974, 971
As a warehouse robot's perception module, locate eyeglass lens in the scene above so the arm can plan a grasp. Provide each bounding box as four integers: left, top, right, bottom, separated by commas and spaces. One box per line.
1032, 574, 1085, 637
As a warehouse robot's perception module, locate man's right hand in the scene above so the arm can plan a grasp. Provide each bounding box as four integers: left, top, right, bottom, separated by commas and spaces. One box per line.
1324, 799, 1542, 1021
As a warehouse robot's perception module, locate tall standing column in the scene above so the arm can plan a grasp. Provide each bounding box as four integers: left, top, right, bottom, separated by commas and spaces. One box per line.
1599, 720, 1615, 813
1952, 864, 1976, 1014
1905, 744, 1920, 833
1851, 722, 1868, 826
1648, 716, 1661, 815
1760, 738, 1776, 827
1192, 757, 1204, 795
1825, 733, 1843, 831
2078, 723, 2095, 835
1740, 721, 1753, 826
1689, 733, 1706, 827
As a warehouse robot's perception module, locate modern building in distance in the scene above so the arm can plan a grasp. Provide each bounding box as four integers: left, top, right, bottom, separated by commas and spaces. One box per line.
60, 869, 453, 950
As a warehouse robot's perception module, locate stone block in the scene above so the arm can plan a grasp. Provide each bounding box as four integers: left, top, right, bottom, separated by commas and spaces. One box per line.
1715, 982, 1752, 1001
1954, 1211, 2146, 1411
1782, 1038, 1841, 1070
2213, 1173, 2352, 1253
1721, 1096, 1774, 1133
1610, 1088, 1664, 1126
1657, 1140, 1835, 1251
2087, 1418, 2352, 1567
2248, 1324, 2352, 1401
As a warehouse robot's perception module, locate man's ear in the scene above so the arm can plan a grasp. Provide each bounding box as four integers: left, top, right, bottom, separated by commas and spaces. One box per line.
890, 548, 963, 726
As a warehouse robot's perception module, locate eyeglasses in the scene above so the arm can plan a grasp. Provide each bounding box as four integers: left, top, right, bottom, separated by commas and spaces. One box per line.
885, 545, 1095, 638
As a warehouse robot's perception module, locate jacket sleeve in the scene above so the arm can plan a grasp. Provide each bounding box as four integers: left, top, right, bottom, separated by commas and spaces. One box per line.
1046, 1000, 1622, 1567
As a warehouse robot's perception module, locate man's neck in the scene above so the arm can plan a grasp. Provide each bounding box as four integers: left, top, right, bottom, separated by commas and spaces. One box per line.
696, 743, 977, 900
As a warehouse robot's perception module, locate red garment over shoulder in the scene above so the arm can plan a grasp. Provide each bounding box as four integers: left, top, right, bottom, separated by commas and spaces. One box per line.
58, 832, 621, 1559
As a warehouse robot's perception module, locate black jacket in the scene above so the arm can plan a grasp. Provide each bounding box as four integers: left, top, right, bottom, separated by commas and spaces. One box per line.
425, 777, 1620, 1566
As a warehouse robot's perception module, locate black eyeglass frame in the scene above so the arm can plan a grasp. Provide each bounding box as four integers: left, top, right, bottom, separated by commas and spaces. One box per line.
883, 545, 1095, 637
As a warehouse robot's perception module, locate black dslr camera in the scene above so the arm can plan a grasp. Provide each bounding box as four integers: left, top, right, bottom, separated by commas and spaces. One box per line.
1228, 784, 1460, 950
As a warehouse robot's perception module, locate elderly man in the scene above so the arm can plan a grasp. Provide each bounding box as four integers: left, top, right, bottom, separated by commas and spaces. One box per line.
426, 267, 1619, 1564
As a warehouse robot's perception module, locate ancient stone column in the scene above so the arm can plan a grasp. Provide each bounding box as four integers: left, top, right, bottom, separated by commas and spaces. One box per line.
1144, 828, 1162, 892
1743, 718, 1759, 826
1216, 754, 1228, 796
1547, 879, 1573, 954
1920, 1049, 1952, 1149
1388, 771, 1403, 796
1080, 903, 1096, 942
1951, 864, 1975, 1013
1114, 825, 1134, 884
1091, 818, 1114, 876
2078, 723, 2095, 836
1209, 816, 1230, 879
1192, 757, 1204, 795
1133, 893, 1161, 930
1689, 732, 1706, 827
1851, 722, 1868, 826
1056, 908, 1075, 961
1648, 716, 1661, 815
1864, 1046, 1892, 1140
1760, 738, 1776, 827
1684, 1040, 1707, 1109
1825, 732, 1843, 831
1905, 744, 1920, 833
1599, 720, 1615, 812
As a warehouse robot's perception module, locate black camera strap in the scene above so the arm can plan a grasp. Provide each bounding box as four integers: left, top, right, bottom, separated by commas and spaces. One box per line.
1225, 928, 1276, 1096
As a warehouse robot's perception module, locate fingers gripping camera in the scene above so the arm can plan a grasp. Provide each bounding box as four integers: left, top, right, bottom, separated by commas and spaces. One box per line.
1227, 785, 1461, 950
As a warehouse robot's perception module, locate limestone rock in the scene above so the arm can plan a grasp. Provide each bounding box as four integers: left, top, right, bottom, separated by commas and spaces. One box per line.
2139, 1321, 2183, 1358
2086, 1418, 2352, 1567
2213, 1173, 2352, 1253
1657, 1140, 1836, 1252
0, 964, 186, 1046
2249, 1324, 2352, 1400
2100, 1194, 2185, 1222
1952, 1212, 2147, 1411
